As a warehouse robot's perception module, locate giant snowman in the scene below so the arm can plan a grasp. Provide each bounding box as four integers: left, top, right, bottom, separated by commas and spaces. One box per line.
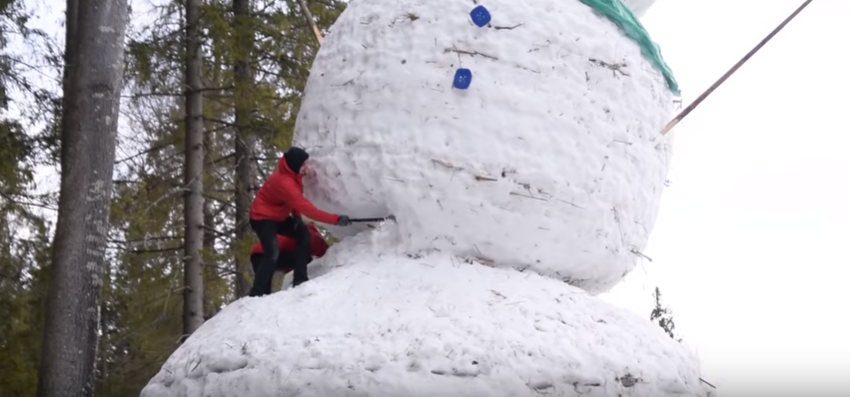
141, 0, 716, 396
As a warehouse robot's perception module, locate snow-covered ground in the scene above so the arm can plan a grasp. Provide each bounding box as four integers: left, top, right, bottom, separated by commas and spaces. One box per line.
141, 227, 714, 397
294, 0, 676, 294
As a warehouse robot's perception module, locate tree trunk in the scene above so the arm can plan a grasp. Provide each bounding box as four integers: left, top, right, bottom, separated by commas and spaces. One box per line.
296, 0, 324, 45
202, 194, 215, 318
37, 0, 128, 396
97, 261, 111, 395
232, 0, 254, 298
203, 33, 221, 314
182, 0, 205, 338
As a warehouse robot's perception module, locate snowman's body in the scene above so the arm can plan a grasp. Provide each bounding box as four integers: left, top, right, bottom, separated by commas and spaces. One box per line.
141, 232, 714, 397
295, 0, 675, 294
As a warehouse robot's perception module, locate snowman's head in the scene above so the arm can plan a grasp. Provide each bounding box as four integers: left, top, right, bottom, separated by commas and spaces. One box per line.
621, 0, 657, 18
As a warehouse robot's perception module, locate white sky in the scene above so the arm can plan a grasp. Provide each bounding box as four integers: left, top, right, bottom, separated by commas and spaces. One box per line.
600, 0, 850, 394
17, 0, 850, 395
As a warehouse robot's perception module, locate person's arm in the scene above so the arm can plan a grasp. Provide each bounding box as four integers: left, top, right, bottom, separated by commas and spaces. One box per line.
279, 178, 340, 225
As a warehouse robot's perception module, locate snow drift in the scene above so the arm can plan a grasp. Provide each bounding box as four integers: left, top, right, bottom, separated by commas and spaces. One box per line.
294, 0, 675, 293
141, 229, 714, 397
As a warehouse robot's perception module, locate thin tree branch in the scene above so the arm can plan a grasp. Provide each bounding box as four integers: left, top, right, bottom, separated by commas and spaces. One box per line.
128, 246, 183, 254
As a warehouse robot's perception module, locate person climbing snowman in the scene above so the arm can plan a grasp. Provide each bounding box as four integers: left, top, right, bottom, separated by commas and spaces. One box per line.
248, 146, 351, 296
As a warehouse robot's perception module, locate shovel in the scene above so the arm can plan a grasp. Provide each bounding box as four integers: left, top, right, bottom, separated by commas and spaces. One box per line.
349, 215, 397, 224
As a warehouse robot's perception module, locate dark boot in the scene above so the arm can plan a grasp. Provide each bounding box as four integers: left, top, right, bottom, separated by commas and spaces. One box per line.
248, 286, 265, 297
292, 275, 309, 287
247, 254, 265, 297
290, 220, 312, 287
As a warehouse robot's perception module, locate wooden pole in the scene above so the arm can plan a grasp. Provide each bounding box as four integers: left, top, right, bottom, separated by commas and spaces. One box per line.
660, 0, 814, 136
297, 0, 324, 45
700, 377, 717, 389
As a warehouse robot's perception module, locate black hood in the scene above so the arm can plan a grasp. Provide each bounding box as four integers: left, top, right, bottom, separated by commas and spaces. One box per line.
284, 147, 309, 174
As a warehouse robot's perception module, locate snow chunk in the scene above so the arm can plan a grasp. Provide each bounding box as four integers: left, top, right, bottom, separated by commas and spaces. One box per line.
142, 230, 714, 397
294, 0, 675, 294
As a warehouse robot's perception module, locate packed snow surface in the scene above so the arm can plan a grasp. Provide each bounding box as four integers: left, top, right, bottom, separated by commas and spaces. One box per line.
294, 0, 676, 294
141, 229, 713, 397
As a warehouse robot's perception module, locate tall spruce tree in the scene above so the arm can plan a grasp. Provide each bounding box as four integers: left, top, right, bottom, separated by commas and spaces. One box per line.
37, 0, 129, 396
182, 0, 206, 338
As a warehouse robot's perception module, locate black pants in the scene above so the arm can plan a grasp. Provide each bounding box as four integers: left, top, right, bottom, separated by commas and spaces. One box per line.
249, 217, 311, 296
249, 252, 312, 275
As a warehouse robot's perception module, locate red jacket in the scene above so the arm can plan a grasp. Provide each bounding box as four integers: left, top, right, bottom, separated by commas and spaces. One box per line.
249, 224, 329, 257
249, 157, 339, 225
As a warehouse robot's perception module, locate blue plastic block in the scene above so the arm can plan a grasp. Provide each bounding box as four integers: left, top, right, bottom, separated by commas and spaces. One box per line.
453, 68, 472, 90
470, 5, 491, 27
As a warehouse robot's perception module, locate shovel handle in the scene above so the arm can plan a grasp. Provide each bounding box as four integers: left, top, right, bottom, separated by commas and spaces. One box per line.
349, 215, 395, 223
349, 217, 388, 223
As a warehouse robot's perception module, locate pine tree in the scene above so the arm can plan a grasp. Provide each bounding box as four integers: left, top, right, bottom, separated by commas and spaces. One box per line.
650, 286, 682, 343
0, 0, 64, 395
182, 0, 206, 339
232, 0, 257, 298
36, 0, 129, 395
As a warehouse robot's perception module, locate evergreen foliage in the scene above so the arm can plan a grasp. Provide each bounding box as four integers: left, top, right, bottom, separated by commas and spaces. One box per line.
0, 0, 346, 394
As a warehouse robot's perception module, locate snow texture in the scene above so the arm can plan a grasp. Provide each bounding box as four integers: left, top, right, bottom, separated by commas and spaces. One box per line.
294, 0, 676, 294
141, 228, 714, 397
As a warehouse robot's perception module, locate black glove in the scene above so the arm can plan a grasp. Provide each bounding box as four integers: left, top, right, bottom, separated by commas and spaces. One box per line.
338, 215, 351, 226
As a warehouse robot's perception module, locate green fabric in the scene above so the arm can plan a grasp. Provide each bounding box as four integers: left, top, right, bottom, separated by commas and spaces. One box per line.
579, 0, 680, 95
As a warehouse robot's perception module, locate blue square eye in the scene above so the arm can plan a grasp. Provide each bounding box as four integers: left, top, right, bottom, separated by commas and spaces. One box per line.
453, 68, 472, 89
470, 5, 491, 27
